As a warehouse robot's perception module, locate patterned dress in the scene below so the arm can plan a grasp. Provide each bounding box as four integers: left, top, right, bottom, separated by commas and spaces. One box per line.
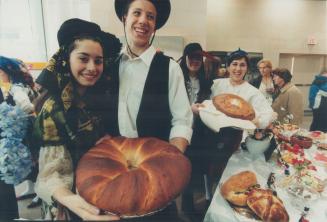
33, 50, 106, 220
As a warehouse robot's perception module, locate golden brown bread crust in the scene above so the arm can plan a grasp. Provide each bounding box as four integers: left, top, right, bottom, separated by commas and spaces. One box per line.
220, 171, 257, 206
76, 137, 191, 216
212, 94, 255, 120
247, 189, 289, 222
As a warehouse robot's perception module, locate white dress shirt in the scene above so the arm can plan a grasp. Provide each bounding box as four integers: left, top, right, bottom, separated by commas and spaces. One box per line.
188, 76, 200, 105
118, 46, 193, 143
211, 78, 274, 129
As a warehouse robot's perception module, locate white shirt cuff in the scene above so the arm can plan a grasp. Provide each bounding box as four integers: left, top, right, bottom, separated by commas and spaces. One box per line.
169, 125, 193, 144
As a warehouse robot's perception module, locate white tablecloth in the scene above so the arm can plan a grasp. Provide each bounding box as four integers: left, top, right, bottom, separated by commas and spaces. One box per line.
204, 149, 327, 222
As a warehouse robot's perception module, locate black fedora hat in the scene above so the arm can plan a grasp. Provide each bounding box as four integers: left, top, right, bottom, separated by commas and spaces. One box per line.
114, 0, 171, 30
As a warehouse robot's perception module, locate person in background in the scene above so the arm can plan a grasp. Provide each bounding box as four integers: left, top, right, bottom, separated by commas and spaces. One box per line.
250, 59, 276, 104
179, 42, 213, 218
192, 49, 274, 183
105, 0, 193, 220
33, 18, 121, 221
13, 60, 42, 209
0, 56, 24, 220
0, 56, 35, 114
204, 55, 221, 81
180, 42, 212, 105
308, 67, 327, 132
272, 68, 303, 125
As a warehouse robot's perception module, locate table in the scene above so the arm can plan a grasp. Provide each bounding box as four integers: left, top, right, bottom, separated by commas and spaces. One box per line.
204, 147, 327, 222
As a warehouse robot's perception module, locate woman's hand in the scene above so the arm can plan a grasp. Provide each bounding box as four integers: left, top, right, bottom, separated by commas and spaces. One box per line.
251, 117, 260, 128
191, 103, 205, 115
53, 188, 120, 221
96, 134, 112, 145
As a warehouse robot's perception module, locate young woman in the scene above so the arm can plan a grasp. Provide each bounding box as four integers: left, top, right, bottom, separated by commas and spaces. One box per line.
179, 43, 213, 216
179, 42, 211, 105
192, 49, 274, 181
33, 18, 121, 221
108, 0, 192, 154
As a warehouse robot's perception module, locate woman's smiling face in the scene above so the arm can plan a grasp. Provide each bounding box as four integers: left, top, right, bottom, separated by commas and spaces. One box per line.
228, 57, 248, 85
69, 39, 104, 90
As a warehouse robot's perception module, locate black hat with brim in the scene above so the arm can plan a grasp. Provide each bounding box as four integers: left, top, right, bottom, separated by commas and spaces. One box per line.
183, 42, 216, 60
114, 0, 171, 30
57, 18, 102, 47
57, 18, 122, 59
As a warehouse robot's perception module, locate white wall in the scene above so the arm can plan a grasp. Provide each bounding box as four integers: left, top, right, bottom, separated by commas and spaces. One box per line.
206, 0, 327, 67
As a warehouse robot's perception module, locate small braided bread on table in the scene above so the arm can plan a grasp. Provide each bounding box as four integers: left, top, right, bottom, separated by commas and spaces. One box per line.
212, 94, 255, 120
76, 137, 191, 217
247, 188, 289, 222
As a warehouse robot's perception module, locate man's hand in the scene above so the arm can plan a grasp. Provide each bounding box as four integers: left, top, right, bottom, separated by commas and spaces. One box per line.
170, 137, 188, 153
191, 103, 205, 115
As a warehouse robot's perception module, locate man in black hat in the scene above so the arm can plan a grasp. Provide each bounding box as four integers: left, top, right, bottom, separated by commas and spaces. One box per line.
106, 0, 192, 221
272, 68, 303, 124
110, 0, 192, 155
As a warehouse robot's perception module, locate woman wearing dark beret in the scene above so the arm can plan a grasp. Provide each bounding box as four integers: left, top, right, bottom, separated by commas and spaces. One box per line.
192, 49, 274, 183
33, 18, 121, 220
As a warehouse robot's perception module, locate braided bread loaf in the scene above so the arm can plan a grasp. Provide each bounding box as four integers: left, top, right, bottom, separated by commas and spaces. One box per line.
213, 94, 255, 120
76, 137, 191, 216
220, 171, 258, 206
247, 189, 289, 222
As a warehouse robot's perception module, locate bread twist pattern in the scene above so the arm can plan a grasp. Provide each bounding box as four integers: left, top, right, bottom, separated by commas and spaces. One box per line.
76, 137, 191, 216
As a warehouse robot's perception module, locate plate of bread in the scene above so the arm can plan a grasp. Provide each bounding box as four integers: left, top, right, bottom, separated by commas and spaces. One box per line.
220, 171, 289, 222
199, 99, 256, 132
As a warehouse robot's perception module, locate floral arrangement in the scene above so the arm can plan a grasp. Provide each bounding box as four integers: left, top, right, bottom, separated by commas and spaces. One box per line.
291, 158, 316, 172
0, 102, 33, 185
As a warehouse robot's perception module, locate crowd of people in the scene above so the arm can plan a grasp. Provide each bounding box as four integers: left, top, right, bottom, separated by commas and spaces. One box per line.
0, 0, 326, 221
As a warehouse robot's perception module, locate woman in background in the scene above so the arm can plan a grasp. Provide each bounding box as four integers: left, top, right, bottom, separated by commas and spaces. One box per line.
250, 59, 276, 104
0, 56, 27, 220
179, 42, 213, 218
0, 56, 35, 114
180, 42, 212, 105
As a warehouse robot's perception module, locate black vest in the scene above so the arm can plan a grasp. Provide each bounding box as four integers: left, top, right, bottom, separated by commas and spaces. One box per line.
108, 52, 172, 141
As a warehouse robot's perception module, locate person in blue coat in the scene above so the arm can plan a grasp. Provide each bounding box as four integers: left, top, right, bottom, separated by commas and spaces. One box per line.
309, 68, 327, 132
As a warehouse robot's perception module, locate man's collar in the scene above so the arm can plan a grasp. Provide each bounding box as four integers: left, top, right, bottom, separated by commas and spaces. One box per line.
121, 46, 156, 67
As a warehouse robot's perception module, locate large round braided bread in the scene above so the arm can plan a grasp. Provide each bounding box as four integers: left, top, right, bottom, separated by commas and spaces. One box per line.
213, 94, 255, 120
76, 137, 191, 216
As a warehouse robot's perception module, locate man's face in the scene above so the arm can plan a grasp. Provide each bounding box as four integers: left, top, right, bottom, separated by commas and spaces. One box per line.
123, 0, 157, 50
